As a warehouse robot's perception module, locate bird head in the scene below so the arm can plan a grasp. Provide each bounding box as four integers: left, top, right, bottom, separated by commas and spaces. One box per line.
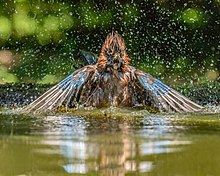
97, 32, 130, 72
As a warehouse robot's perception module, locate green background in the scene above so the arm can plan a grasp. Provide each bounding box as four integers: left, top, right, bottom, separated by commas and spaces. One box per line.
0, 0, 219, 84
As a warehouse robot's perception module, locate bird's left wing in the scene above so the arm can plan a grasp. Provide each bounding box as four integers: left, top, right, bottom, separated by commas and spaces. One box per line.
79, 50, 98, 65
23, 66, 96, 113
136, 70, 203, 112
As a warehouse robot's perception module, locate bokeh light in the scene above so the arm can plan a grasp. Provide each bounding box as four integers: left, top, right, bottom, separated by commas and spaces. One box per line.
182, 8, 203, 26
0, 0, 218, 84
0, 16, 12, 40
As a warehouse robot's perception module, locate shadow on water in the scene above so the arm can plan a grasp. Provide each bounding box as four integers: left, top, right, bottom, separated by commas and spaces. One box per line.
0, 110, 220, 175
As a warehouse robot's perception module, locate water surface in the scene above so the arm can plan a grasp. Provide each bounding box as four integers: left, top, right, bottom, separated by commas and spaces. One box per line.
0, 109, 220, 176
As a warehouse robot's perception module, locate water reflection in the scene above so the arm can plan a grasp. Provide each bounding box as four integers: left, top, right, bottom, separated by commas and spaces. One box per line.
1, 112, 220, 175
32, 115, 191, 175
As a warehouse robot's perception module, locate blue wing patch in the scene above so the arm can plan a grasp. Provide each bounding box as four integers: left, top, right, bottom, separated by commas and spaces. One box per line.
138, 73, 203, 112
23, 68, 92, 113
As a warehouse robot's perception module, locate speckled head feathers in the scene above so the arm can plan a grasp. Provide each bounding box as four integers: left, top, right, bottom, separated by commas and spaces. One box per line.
97, 32, 130, 72
102, 32, 126, 54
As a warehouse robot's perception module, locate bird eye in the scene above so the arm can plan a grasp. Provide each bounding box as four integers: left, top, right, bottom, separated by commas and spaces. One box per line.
107, 55, 111, 61
105, 53, 111, 61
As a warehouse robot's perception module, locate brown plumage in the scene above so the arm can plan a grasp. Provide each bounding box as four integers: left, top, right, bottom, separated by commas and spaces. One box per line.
23, 32, 203, 113
97, 32, 130, 72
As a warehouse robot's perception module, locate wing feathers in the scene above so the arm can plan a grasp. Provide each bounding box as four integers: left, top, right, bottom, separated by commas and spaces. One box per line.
23, 65, 202, 113
137, 73, 203, 112
23, 68, 92, 113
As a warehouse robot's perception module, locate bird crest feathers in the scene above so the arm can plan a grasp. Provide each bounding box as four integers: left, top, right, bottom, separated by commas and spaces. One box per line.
97, 32, 130, 72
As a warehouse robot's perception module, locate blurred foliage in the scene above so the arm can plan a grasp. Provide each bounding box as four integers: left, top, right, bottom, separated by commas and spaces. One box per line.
0, 66, 17, 84
0, 0, 219, 84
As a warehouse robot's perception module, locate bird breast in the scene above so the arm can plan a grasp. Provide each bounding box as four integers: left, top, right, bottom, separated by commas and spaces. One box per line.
84, 69, 134, 107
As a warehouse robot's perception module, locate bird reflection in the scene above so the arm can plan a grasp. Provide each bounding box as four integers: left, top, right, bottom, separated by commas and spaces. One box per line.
59, 117, 138, 175
24, 32, 203, 113
54, 116, 188, 175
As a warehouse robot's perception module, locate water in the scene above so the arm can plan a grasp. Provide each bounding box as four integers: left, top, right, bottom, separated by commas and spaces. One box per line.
0, 110, 220, 176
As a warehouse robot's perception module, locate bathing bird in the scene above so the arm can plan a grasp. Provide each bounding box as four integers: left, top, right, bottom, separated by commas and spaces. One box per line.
24, 32, 203, 113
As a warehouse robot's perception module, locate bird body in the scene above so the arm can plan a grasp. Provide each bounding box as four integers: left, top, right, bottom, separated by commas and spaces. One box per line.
24, 33, 203, 113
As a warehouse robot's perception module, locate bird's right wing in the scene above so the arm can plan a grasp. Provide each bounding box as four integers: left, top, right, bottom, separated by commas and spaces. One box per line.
23, 66, 96, 113
135, 69, 203, 112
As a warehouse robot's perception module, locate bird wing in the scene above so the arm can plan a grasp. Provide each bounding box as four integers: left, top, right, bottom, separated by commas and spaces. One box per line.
23, 66, 96, 113
136, 70, 203, 112
79, 50, 98, 65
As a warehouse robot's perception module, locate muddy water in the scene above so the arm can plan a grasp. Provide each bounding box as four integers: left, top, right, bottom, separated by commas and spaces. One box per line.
0, 109, 220, 176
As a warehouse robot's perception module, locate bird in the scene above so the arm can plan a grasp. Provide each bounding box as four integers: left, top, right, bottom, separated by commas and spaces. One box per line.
23, 32, 203, 113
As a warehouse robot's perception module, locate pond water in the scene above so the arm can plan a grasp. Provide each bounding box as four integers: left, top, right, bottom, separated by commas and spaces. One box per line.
0, 109, 220, 176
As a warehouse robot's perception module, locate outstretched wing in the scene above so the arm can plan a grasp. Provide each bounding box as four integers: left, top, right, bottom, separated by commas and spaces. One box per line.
23, 66, 95, 113
136, 71, 203, 112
